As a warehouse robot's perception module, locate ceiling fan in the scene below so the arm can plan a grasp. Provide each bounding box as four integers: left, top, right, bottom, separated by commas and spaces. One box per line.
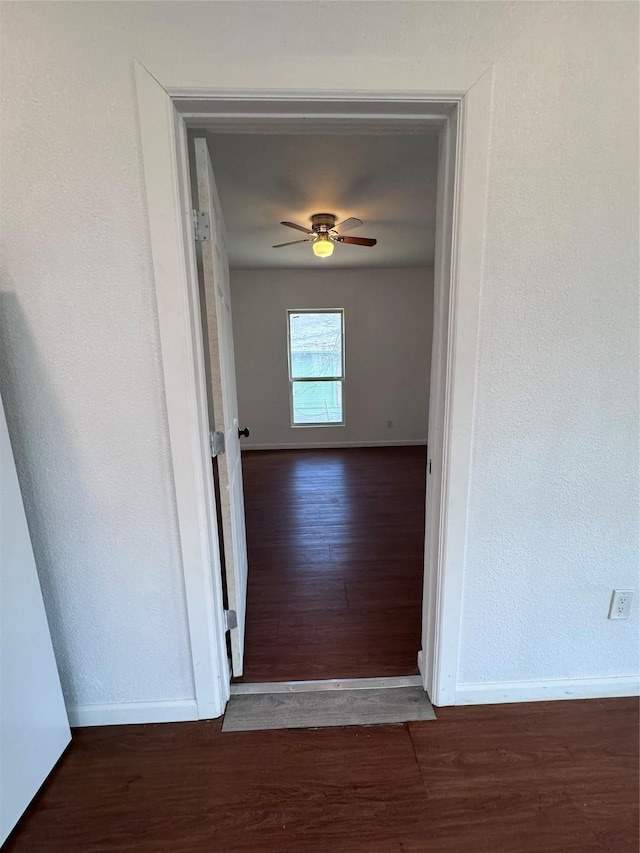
273, 213, 377, 258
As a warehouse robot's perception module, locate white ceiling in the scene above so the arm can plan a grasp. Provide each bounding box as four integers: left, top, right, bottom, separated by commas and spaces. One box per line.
200, 133, 440, 270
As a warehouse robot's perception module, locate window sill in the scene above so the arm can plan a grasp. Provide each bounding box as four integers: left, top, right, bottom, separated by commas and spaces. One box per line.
290, 423, 346, 429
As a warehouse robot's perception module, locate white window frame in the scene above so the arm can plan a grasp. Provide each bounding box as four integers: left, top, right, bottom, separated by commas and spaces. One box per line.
287, 309, 345, 428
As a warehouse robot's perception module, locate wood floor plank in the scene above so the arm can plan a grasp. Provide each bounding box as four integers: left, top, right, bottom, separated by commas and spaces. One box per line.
5, 723, 430, 853
408, 698, 639, 852
407, 790, 603, 852
6, 699, 637, 852
247, 577, 349, 612
237, 642, 419, 682
237, 447, 427, 683
276, 604, 422, 643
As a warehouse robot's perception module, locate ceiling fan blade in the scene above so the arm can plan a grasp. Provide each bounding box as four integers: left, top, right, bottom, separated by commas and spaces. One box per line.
336, 235, 377, 247
335, 217, 363, 233
280, 221, 313, 235
273, 238, 313, 248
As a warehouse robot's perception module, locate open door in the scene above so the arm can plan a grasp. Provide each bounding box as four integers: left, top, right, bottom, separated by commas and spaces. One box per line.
1, 393, 71, 844
193, 137, 249, 677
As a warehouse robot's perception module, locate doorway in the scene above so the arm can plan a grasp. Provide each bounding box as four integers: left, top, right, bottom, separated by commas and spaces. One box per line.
135, 73, 491, 713
189, 130, 438, 684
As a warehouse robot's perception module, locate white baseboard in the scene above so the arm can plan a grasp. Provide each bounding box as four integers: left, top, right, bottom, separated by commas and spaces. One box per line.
67, 698, 199, 727
455, 675, 640, 706
242, 440, 427, 451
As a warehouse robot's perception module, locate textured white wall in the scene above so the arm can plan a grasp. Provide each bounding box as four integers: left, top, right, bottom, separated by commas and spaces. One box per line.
0, 1, 637, 710
231, 269, 432, 448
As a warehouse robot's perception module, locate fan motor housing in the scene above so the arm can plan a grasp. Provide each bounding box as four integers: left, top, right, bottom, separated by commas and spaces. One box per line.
311, 213, 337, 233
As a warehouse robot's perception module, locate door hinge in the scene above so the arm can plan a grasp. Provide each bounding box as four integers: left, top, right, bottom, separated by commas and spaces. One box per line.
209, 430, 225, 457
192, 209, 211, 242
224, 609, 238, 631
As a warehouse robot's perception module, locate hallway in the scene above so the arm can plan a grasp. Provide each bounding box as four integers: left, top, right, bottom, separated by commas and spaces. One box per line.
236, 446, 427, 683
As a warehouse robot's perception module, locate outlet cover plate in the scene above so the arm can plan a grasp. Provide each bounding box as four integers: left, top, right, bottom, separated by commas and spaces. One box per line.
608, 589, 634, 620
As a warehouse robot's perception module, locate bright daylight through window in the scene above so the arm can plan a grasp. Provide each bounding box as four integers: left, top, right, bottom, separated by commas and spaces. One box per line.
288, 310, 344, 426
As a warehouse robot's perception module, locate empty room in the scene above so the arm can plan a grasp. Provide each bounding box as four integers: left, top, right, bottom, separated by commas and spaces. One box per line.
191, 130, 437, 687
1, 2, 638, 851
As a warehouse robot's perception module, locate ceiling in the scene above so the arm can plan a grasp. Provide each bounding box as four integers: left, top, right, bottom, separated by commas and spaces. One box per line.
200, 132, 440, 270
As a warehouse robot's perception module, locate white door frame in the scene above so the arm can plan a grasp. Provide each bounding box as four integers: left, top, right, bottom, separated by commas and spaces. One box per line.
135, 62, 493, 717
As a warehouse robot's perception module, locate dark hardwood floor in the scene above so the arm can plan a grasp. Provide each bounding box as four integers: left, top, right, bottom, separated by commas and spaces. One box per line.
236, 447, 427, 682
8, 447, 637, 851
5, 698, 638, 852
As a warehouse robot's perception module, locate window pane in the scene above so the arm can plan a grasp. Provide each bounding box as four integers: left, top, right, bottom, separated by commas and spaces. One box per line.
292, 381, 343, 424
289, 312, 343, 379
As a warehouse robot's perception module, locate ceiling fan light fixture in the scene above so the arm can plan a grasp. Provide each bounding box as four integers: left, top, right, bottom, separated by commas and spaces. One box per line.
275, 214, 375, 254
312, 235, 334, 258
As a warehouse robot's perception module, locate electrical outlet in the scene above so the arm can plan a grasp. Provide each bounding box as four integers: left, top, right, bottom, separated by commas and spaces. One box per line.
608, 590, 634, 620
387, 419, 393, 428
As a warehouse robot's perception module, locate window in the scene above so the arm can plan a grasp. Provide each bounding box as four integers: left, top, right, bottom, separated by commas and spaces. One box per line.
288, 310, 344, 426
